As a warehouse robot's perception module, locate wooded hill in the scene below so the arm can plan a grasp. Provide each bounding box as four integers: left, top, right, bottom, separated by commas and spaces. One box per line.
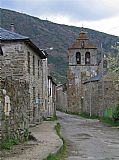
1, 8, 119, 83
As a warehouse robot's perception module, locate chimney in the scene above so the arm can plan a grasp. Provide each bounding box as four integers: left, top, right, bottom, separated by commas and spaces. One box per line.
11, 23, 15, 32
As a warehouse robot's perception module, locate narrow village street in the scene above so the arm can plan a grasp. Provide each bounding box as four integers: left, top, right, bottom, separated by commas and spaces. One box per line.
0, 3, 119, 160
57, 112, 119, 160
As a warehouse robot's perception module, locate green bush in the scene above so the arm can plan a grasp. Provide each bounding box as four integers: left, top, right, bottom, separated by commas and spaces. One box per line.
100, 117, 119, 126
46, 154, 58, 160
23, 128, 29, 142
112, 104, 119, 121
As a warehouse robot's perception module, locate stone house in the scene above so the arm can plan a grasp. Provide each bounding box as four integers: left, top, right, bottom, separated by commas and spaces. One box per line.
0, 27, 47, 123
41, 51, 49, 117
56, 83, 67, 112
48, 76, 57, 116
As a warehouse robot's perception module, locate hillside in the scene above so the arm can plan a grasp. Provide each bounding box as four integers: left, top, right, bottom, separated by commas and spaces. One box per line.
0, 8, 119, 83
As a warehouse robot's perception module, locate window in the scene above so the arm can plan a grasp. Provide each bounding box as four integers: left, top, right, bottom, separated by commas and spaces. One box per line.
49, 88, 51, 96
85, 52, 90, 64
76, 52, 81, 64
38, 92, 40, 106
38, 60, 40, 78
27, 52, 30, 73
33, 55, 35, 75
103, 60, 107, 68
81, 41, 85, 48
0, 45, 3, 55
33, 87, 35, 102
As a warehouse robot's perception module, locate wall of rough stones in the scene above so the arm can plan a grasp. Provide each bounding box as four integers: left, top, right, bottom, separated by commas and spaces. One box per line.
0, 78, 29, 143
83, 77, 119, 116
56, 85, 67, 112
0, 41, 44, 123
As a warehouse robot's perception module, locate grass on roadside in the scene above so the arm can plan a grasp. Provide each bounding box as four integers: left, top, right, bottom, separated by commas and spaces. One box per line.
57, 109, 119, 127
79, 112, 99, 119
0, 137, 19, 150
45, 123, 67, 160
58, 109, 99, 119
0, 128, 29, 150
100, 117, 119, 127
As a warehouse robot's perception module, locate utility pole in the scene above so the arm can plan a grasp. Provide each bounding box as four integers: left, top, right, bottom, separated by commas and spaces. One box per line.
101, 43, 104, 116
89, 65, 92, 117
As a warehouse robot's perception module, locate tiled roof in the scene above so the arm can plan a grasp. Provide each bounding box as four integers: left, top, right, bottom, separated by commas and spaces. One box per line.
0, 27, 29, 40
69, 31, 97, 49
78, 31, 89, 40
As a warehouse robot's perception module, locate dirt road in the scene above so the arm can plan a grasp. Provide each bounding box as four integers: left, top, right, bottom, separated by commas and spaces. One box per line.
57, 111, 119, 160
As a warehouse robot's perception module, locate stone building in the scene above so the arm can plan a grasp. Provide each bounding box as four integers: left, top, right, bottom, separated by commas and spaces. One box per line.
0, 27, 47, 123
56, 84, 67, 112
48, 76, 57, 116
82, 73, 119, 117
67, 28, 119, 116
67, 29, 99, 113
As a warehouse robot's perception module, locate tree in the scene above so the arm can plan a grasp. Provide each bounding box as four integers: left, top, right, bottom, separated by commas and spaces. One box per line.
108, 45, 119, 121
108, 46, 119, 79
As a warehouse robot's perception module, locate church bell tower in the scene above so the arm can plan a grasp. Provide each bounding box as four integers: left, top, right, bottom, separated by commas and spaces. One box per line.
67, 29, 98, 113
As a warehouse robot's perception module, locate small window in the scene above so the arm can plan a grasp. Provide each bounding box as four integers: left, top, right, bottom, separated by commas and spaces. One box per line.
33, 87, 35, 102
38, 60, 40, 78
0, 45, 3, 55
85, 52, 90, 64
103, 60, 107, 68
27, 52, 30, 73
49, 88, 51, 96
76, 52, 81, 64
33, 55, 35, 75
81, 41, 85, 48
72, 102, 75, 105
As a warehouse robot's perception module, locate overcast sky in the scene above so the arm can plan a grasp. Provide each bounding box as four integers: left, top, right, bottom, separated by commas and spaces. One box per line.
1, 0, 119, 36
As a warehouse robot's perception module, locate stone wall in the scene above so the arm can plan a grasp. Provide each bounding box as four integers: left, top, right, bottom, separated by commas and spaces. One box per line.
0, 78, 29, 143
0, 41, 45, 123
83, 78, 119, 116
41, 58, 49, 117
56, 85, 67, 112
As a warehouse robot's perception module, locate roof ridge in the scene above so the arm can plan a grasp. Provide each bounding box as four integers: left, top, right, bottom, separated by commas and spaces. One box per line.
0, 27, 29, 40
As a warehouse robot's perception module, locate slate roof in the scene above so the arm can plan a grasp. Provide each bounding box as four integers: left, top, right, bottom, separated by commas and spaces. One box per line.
48, 76, 57, 86
83, 74, 102, 84
0, 27, 46, 59
0, 27, 29, 40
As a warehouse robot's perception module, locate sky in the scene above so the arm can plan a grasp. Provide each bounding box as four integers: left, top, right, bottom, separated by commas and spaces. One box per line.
1, 0, 119, 36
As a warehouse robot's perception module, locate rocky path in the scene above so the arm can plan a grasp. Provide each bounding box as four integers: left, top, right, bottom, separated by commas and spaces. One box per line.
57, 111, 119, 160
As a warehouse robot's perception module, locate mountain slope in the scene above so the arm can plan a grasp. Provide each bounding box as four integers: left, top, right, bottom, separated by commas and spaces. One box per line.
0, 8, 119, 83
